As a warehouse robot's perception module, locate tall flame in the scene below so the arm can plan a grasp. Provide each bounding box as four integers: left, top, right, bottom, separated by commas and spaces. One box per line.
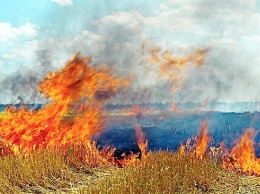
195, 120, 211, 159
135, 124, 148, 158
222, 128, 260, 176
171, 100, 178, 112
0, 54, 130, 153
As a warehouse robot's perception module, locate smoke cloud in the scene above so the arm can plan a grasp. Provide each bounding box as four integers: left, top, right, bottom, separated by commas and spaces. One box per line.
1, 0, 259, 104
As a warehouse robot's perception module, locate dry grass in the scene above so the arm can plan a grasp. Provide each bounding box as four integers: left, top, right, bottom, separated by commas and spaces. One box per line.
0, 143, 115, 193
0, 144, 259, 194
82, 150, 241, 194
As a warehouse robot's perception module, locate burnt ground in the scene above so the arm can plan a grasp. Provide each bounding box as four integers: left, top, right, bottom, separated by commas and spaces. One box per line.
96, 111, 260, 155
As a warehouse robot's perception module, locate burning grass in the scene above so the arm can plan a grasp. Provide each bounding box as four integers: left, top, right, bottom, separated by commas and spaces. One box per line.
1, 142, 259, 194
0, 123, 260, 193
0, 54, 130, 154
0, 52, 260, 193
222, 128, 260, 176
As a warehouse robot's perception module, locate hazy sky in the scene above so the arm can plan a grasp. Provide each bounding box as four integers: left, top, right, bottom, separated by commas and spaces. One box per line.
0, 0, 260, 104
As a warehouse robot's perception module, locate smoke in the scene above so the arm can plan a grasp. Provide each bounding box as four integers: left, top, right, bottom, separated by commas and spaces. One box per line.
0, 49, 57, 104
184, 0, 260, 103
175, 48, 235, 103
1, 0, 259, 104
0, 68, 40, 104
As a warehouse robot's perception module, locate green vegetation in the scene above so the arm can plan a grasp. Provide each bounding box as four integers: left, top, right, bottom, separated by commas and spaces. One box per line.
0, 144, 259, 194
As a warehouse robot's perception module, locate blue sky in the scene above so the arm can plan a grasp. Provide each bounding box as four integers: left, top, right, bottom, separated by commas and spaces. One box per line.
0, 0, 260, 104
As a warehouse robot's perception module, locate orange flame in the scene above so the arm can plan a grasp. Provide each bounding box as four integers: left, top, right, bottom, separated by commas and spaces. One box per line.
0, 138, 14, 156
142, 43, 208, 93
0, 54, 130, 153
171, 100, 178, 112
135, 124, 148, 158
130, 105, 142, 118
222, 128, 260, 176
195, 120, 211, 159
114, 124, 148, 167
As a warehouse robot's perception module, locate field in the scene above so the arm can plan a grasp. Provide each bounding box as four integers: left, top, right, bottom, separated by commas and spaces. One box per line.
1, 111, 260, 193
0, 145, 260, 193
0, 56, 259, 193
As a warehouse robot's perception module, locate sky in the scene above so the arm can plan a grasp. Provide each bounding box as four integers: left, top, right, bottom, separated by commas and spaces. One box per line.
0, 0, 260, 104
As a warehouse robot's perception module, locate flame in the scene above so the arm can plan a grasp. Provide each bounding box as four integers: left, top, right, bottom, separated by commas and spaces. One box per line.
222, 128, 260, 176
195, 120, 211, 159
171, 100, 178, 112
0, 138, 14, 156
114, 124, 148, 167
3, 47, 260, 178
142, 43, 208, 93
177, 121, 211, 160
0, 54, 130, 153
130, 105, 142, 118
135, 124, 148, 158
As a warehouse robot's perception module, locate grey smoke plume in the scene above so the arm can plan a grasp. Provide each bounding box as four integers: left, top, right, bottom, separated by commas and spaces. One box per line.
0, 50, 57, 104
1, 0, 259, 104
184, 0, 260, 103
0, 68, 40, 104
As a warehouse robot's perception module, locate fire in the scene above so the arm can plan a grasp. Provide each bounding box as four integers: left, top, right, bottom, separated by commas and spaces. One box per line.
142, 43, 208, 93
171, 100, 178, 112
2, 46, 260, 179
195, 120, 211, 159
0, 53, 130, 153
114, 124, 148, 167
0, 138, 13, 156
130, 105, 142, 119
222, 128, 260, 176
135, 124, 148, 158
